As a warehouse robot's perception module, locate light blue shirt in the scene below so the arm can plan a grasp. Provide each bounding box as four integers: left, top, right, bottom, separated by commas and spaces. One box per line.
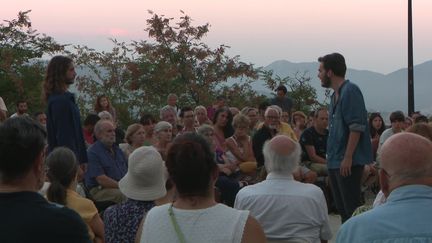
336, 185, 432, 243
327, 80, 372, 169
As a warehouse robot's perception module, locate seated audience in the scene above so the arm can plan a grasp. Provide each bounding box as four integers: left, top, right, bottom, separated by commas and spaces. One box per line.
292, 111, 307, 140
195, 105, 212, 126
85, 119, 127, 203
241, 107, 259, 136
300, 108, 329, 176
207, 95, 226, 121
198, 124, 245, 207
139, 113, 157, 145
98, 111, 124, 145
373, 122, 432, 207
253, 106, 315, 182
179, 107, 196, 134
119, 123, 146, 158
10, 100, 29, 118
138, 133, 266, 243
160, 105, 179, 136
368, 112, 386, 160
235, 135, 332, 242
33, 111, 47, 129
230, 106, 240, 116
336, 133, 432, 242
46, 147, 104, 243
94, 95, 117, 123
414, 115, 429, 124
212, 107, 234, 152
82, 114, 101, 146
226, 114, 256, 165
153, 121, 173, 160
0, 117, 90, 242
104, 146, 167, 243
376, 110, 405, 163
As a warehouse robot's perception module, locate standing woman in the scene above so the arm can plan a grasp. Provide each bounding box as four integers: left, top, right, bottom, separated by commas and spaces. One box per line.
94, 95, 117, 123
46, 147, 104, 243
139, 133, 266, 243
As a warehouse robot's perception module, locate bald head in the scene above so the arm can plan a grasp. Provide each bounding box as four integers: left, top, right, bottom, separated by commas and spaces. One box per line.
263, 135, 300, 174
381, 133, 432, 188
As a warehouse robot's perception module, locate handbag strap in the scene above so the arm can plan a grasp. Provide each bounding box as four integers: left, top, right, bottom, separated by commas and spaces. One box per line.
168, 203, 187, 243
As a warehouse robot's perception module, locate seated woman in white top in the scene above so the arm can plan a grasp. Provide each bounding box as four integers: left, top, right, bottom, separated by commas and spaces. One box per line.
137, 133, 265, 243
225, 114, 257, 175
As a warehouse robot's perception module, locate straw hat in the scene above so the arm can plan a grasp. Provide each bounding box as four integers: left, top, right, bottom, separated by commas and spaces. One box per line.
119, 146, 167, 201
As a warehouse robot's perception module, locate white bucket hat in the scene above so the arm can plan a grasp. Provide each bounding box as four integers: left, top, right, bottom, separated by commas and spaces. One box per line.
119, 146, 167, 201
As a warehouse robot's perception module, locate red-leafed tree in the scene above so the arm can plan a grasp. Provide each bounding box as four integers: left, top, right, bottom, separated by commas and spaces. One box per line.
0, 10, 64, 113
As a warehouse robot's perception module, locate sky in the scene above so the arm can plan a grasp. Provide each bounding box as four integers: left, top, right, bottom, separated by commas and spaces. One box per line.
2, 0, 431, 74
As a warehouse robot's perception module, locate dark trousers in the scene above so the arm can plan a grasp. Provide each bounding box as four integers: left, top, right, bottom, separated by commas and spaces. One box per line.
328, 165, 364, 223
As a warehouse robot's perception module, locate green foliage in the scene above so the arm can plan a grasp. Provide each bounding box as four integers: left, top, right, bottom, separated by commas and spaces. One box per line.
73, 10, 266, 125
71, 40, 145, 126
0, 10, 64, 113
261, 70, 321, 114
129, 11, 260, 108
1, 10, 321, 124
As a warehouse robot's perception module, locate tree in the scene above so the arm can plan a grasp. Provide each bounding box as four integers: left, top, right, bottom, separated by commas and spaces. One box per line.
261, 70, 323, 113
71, 40, 144, 126
0, 10, 65, 113
129, 11, 261, 108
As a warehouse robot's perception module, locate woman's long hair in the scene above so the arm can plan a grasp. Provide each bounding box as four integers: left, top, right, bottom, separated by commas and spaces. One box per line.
212, 107, 234, 138
42, 56, 73, 102
369, 112, 386, 137
94, 95, 112, 113
46, 147, 78, 205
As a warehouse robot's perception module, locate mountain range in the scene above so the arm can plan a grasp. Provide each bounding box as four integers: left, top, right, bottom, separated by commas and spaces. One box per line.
253, 60, 432, 115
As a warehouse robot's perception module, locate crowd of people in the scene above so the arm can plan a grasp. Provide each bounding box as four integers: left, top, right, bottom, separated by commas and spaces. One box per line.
1, 52, 432, 243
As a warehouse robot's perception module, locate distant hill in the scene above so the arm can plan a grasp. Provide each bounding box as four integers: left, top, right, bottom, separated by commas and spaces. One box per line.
252, 60, 432, 115
71, 59, 431, 116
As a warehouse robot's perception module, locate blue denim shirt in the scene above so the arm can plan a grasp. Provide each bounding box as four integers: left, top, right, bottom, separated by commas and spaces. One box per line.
327, 80, 372, 169
85, 141, 128, 188
336, 185, 432, 243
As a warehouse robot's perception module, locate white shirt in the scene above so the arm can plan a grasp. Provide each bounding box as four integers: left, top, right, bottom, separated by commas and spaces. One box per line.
141, 203, 249, 243
234, 172, 332, 242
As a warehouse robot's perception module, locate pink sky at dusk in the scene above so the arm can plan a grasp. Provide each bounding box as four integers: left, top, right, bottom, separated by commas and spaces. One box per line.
2, 0, 431, 74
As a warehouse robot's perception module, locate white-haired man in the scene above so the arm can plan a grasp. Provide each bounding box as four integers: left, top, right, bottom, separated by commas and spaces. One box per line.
235, 135, 332, 243
336, 133, 432, 242
85, 119, 127, 203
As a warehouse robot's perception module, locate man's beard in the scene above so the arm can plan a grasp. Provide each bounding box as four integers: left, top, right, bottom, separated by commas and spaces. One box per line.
321, 75, 331, 88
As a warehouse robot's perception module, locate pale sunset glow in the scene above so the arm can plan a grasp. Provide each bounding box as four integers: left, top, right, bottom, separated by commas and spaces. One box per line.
1, 0, 431, 73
